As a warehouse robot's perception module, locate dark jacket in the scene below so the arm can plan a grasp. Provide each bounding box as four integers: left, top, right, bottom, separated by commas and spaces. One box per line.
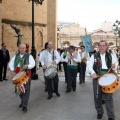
0, 49, 10, 64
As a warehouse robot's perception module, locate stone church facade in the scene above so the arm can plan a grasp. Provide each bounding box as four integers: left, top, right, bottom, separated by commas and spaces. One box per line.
0, 0, 57, 52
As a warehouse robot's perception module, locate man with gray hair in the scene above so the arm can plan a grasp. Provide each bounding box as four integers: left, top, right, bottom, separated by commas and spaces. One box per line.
9, 43, 35, 112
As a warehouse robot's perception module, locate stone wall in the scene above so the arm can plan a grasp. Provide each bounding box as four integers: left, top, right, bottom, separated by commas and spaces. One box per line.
1, 0, 57, 52
47, 0, 57, 49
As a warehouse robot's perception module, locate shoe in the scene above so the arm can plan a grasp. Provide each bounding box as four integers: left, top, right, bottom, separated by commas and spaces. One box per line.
83, 81, 85, 83
108, 118, 115, 120
56, 92, 60, 97
19, 104, 22, 108
0, 79, 3, 82
3, 78, 8, 81
22, 107, 27, 112
66, 90, 71, 93
97, 114, 103, 119
45, 88, 47, 92
102, 100, 105, 104
73, 89, 76, 91
79, 82, 82, 84
47, 95, 52, 100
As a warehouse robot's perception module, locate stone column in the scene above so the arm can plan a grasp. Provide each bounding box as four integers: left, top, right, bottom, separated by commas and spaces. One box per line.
47, 0, 57, 49
0, 0, 2, 45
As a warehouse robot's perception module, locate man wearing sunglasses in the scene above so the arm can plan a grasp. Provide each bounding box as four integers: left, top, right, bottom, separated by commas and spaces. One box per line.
0, 43, 10, 81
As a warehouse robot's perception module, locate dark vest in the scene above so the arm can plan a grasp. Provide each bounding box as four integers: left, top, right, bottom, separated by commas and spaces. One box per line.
93, 51, 112, 75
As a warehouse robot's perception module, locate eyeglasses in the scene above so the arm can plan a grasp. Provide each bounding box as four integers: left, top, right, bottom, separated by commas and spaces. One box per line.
4, 46, 6, 47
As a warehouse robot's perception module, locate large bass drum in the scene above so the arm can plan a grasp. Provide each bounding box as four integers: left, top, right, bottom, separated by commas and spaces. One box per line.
98, 72, 120, 93
44, 66, 57, 79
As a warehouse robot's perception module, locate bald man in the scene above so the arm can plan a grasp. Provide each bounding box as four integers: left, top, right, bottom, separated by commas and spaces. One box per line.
9, 43, 35, 112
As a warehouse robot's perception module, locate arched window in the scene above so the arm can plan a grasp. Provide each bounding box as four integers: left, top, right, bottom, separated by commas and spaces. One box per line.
63, 41, 70, 48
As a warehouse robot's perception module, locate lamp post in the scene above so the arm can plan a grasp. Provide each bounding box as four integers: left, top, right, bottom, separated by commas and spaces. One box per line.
113, 20, 120, 73
113, 20, 120, 46
57, 28, 60, 49
29, 0, 44, 80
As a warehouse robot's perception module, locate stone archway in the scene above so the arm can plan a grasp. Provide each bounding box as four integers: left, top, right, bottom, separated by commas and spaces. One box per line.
94, 42, 99, 46
79, 42, 83, 46
63, 41, 70, 48
109, 42, 114, 46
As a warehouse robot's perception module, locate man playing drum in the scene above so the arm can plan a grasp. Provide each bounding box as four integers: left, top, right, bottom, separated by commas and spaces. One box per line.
89, 40, 118, 120
9, 43, 35, 112
40, 41, 61, 100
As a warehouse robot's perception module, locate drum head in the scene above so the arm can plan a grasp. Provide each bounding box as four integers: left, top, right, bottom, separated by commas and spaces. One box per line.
45, 66, 57, 78
12, 71, 25, 81
99, 73, 117, 86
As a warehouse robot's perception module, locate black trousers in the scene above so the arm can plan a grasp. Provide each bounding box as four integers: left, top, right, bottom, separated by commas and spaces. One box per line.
67, 67, 78, 91
46, 74, 59, 96
0, 62, 8, 79
19, 79, 31, 107
57, 62, 62, 71
63, 62, 68, 83
93, 78, 115, 119
79, 62, 86, 83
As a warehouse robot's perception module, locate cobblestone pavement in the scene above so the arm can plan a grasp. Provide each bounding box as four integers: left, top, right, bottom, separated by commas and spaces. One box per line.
0, 68, 120, 120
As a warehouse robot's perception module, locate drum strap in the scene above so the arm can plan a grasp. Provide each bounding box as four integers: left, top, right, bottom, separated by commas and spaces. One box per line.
53, 50, 54, 61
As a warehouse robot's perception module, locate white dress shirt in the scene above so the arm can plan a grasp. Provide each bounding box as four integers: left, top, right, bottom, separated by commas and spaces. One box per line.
89, 53, 118, 75
9, 54, 35, 71
79, 51, 90, 61
40, 49, 61, 68
62, 52, 81, 65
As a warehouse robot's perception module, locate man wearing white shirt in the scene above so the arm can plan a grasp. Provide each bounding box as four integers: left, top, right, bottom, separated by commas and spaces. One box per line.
79, 45, 90, 84
89, 40, 118, 120
40, 41, 61, 100
9, 43, 35, 112
61, 48, 69, 83
64, 46, 81, 93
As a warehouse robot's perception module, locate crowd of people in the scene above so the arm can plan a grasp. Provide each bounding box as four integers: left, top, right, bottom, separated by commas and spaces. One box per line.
0, 40, 119, 120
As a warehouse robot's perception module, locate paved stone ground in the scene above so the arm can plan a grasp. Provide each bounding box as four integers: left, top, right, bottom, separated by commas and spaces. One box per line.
0, 68, 120, 120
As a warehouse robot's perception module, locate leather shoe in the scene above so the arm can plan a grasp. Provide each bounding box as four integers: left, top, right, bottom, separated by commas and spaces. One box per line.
97, 114, 103, 119
66, 90, 71, 93
73, 89, 76, 91
108, 118, 115, 120
3, 78, 8, 81
0, 79, 3, 82
22, 107, 27, 112
19, 104, 22, 108
79, 82, 82, 84
47, 95, 52, 100
56, 92, 60, 97
45, 88, 47, 92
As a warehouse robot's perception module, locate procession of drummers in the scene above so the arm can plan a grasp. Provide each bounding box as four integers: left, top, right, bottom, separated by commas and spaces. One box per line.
7, 40, 119, 119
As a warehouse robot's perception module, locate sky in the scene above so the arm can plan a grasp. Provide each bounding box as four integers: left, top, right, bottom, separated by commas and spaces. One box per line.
58, 0, 120, 32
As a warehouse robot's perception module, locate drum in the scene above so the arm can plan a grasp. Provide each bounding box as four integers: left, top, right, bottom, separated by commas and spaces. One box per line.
44, 65, 57, 79
12, 71, 29, 86
98, 72, 120, 93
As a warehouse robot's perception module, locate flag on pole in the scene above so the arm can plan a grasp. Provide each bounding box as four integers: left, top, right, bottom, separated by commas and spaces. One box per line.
82, 34, 93, 52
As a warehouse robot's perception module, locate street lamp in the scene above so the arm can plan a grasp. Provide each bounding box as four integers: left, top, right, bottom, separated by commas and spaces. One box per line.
29, 0, 44, 80
113, 20, 120, 46
113, 20, 120, 73
57, 28, 60, 48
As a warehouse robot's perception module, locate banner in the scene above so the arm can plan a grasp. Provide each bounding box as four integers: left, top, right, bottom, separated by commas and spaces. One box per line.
82, 34, 93, 52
